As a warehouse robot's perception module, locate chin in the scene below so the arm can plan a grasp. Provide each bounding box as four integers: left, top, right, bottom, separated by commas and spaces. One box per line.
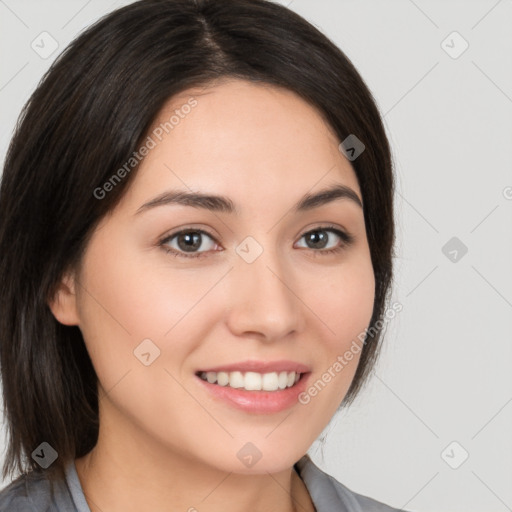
205, 442, 308, 476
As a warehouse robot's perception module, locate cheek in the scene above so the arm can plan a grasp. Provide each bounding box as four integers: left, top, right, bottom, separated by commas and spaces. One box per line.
310, 253, 375, 351
75, 233, 228, 379
298, 253, 375, 407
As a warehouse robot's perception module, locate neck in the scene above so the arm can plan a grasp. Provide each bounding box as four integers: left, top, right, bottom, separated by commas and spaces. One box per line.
74, 426, 316, 512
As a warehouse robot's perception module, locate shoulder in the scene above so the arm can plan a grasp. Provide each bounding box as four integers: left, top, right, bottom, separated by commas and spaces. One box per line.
0, 469, 68, 512
295, 454, 413, 512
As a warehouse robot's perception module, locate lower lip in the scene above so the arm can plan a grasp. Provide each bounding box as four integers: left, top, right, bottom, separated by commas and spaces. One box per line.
195, 373, 312, 414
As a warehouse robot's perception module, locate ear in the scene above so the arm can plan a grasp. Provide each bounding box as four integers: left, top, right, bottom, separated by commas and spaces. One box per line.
47, 270, 80, 326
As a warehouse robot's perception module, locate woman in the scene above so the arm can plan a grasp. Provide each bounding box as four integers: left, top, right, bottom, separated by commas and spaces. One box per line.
0, 0, 405, 510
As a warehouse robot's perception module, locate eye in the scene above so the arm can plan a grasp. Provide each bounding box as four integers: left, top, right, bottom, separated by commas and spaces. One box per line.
160, 229, 218, 259
295, 226, 354, 256
159, 225, 354, 260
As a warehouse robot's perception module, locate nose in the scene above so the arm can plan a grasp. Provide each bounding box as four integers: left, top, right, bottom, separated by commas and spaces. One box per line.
224, 242, 305, 342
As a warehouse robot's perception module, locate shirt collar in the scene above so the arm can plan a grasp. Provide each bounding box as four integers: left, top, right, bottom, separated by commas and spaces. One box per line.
66, 454, 362, 512
294, 453, 363, 512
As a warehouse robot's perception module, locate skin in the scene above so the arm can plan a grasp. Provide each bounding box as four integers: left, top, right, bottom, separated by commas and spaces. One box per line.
49, 78, 375, 512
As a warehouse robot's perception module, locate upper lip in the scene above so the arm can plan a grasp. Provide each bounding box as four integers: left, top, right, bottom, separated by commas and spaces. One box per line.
197, 360, 311, 374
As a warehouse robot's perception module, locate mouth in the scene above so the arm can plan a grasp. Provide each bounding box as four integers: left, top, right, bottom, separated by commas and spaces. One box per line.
196, 370, 305, 392
194, 360, 312, 413
195, 369, 311, 414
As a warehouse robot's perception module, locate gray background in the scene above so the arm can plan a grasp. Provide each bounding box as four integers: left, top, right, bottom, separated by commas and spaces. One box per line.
1, 1, 511, 511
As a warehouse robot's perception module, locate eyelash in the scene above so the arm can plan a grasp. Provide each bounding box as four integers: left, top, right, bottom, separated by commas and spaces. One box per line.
158, 225, 355, 260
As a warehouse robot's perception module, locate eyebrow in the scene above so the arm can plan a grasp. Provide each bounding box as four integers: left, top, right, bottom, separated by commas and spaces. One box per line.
134, 183, 363, 216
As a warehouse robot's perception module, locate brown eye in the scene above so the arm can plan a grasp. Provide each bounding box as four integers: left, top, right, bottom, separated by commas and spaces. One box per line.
160, 229, 218, 259
295, 227, 354, 254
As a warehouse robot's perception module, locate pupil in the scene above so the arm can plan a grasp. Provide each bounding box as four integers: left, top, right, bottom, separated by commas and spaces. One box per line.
176, 230, 329, 253
179, 232, 201, 252
309, 231, 327, 249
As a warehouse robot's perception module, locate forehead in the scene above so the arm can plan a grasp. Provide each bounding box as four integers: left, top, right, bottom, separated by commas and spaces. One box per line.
121, 79, 361, 213
153, 78, 342, 154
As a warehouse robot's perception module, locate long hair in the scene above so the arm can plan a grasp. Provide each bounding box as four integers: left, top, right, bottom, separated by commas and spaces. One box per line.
0, 0, 395, 483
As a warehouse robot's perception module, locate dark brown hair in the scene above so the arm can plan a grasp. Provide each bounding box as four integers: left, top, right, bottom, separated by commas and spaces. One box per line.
0, 0, 395, 483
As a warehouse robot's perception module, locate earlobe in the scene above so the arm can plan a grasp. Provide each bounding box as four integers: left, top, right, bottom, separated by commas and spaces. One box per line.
47, 271, 80, 326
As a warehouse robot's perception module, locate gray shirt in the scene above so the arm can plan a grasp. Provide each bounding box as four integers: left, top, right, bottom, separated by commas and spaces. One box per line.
0, 454, 410, 511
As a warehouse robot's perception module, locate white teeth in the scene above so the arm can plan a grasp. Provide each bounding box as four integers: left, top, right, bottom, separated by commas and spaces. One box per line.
278, 371, 288, 389
245, 372, 262, 390
229, 371, 244, 388
262, 372, 279, 391
217, 371, 229, 386
199, 370, 302, 391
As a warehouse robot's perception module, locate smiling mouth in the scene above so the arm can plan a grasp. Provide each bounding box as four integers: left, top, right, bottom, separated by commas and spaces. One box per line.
196, 370, 303, 392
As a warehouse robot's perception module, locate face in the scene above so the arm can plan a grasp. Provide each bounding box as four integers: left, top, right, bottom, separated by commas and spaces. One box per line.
51, 78, 375, 475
